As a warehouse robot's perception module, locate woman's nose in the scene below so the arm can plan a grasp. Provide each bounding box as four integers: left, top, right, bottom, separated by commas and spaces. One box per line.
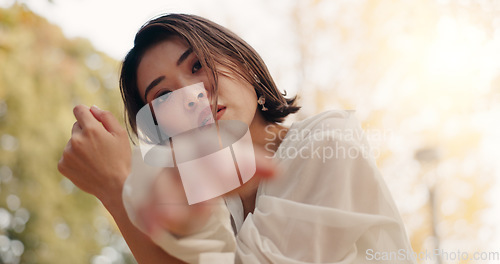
183, 86, 208, 110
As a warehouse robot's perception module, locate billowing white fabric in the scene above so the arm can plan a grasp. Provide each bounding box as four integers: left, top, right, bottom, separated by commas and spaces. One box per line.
123, 110, 416, 264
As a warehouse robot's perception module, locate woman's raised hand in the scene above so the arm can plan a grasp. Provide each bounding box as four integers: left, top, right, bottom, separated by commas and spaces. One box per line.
58, 105, 132, 206
136, 145, 278, 238
138, 168, 214, 237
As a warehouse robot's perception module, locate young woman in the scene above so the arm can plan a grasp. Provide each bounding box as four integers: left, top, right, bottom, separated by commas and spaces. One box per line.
58, 14, 415, 264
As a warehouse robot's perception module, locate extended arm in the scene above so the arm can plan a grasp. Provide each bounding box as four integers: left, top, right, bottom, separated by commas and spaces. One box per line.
58, 105, 185, 264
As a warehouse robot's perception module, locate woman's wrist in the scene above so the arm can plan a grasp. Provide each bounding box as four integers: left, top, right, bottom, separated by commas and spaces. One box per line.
97, 176, 127, 213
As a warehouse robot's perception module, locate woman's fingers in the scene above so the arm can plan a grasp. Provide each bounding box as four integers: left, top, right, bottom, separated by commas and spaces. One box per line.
253, 147, 277, 179
71, 121, 82, 135
58, 104, 131, 203
73, 104, 100, 131
90, 105, 124, 135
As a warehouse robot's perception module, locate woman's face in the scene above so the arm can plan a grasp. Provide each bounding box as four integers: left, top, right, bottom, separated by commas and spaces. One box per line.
136, 37, 258, 136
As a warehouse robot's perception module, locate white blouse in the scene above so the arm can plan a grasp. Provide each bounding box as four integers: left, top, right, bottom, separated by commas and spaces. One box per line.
123, 110, 416, 264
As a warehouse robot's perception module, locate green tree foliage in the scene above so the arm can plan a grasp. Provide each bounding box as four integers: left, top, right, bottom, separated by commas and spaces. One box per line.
0, 4, 135, 264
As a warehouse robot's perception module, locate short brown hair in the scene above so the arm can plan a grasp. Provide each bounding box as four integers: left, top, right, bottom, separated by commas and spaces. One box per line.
120, 13, 300, 138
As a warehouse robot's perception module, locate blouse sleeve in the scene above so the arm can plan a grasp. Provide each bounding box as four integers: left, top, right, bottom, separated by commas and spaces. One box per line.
234, 111, 416, 263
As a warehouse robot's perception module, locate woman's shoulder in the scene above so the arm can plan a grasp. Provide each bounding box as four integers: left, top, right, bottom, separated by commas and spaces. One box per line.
292, 110, 354, 129
262, 109, 376, 204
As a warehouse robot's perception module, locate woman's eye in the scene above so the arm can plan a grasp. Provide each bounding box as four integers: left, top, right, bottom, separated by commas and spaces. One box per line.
152, 91, 172, 106
192, 60, 202, 73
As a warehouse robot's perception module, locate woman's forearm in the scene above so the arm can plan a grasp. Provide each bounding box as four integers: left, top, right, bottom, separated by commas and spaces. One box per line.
103, 196, 187, 264
58, 106, 186, 263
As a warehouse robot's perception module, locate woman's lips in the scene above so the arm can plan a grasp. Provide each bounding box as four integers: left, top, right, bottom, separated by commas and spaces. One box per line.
216, 106, 226, 120
197, 105, 226, 127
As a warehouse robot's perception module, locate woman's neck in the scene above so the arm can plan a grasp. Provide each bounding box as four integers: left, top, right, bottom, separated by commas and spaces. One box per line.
239, 112, 288, 217
249, 112, 288, 152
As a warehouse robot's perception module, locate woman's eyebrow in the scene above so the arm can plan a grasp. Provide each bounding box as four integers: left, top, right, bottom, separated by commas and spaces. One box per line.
177, 48, 193, 66
144, 76, 165, 102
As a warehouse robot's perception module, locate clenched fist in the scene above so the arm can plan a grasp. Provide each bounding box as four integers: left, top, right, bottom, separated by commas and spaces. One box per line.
58, 105, 131, 206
